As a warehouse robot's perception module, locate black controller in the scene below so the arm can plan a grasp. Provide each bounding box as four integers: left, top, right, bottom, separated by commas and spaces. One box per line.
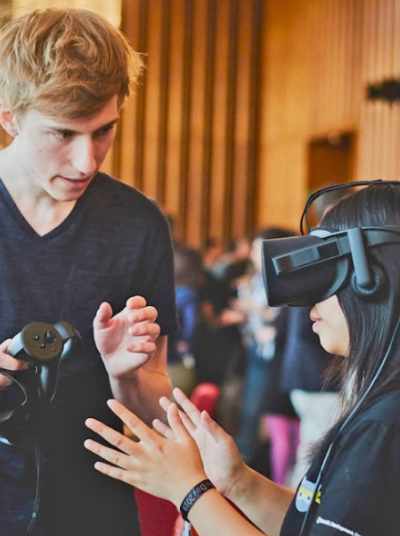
7, 321, 80, 400
8, 321, 78, 365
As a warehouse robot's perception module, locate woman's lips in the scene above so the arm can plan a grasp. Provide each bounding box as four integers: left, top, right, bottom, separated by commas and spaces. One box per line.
312, 320, 321, 333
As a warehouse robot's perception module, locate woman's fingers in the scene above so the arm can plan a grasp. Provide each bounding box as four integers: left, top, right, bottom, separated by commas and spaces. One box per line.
160, 395, 196, 434
106, 399, 156, 444
159, 396, 173, 412
152, 418, 174, 439
84, 438, 132, 469
201, 410, 226, 442
166, 403, 192, 441
172, 388, 201, 426
179, 411, 196, 434
85, 418, 138, 455
94, 461, 135, 486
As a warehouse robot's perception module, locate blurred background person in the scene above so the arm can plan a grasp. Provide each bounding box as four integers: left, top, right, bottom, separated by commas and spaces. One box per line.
235, 228, 299, 484
168, 245, 203, 395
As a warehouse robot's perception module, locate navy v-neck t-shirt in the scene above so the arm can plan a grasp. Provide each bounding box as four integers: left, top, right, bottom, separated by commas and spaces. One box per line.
0, 173, 177, 535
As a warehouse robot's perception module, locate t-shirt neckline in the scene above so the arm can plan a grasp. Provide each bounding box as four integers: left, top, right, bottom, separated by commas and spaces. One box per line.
0, 174, 98, 240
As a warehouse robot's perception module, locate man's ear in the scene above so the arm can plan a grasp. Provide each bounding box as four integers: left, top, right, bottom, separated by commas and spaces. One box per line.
0, 106, 19, 137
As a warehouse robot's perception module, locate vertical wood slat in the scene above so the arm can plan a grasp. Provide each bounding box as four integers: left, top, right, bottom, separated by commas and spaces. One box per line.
231, 0, 253, 239
392, 0, 400, 178
388, 0, 397, 177
141, 0, 163, 200
223, 0, 239, 240
331, 0, 340, 127
126, 0, 148, 191
184, 0, 209, 246
177, 0, 193, 241
360, 0, 378, 178
199, 0, 217, 245
246, 0, 263, 235
379, 0, 391, 177
163, 0, 185, 237
119, 0, 142, 187
157, 1, 171, 205
208, 0, 230, 242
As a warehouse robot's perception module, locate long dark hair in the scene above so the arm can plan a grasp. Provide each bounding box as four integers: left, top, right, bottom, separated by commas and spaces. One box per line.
313, 183, 400, 455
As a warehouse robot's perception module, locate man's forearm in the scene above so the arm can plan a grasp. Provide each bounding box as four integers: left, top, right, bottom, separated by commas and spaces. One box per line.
226, 465, 294, 536
109, 367, 172, 424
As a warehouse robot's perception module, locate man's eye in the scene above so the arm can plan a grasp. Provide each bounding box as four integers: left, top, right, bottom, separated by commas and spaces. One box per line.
95, 125, 115, 137
51, 130, 73, 140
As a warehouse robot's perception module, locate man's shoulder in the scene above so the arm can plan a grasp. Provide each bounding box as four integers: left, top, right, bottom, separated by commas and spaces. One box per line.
92, 173, 166, 225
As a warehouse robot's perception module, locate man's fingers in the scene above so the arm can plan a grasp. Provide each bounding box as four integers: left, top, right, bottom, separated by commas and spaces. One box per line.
85, 418, 138, 455
0, 339, 11, 353
126, 296, 147, 309
128, 306, 158, 323
93, 302, 113, 328
107, 399, 156, 444
152, 419, 175, 439
126, 341, 156, 354
129, 321, 160, 339
173, 387, 201, 426
0, 352, 28, 371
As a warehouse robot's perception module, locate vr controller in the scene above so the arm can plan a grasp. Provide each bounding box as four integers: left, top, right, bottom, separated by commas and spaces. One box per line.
7, 321, 80, 400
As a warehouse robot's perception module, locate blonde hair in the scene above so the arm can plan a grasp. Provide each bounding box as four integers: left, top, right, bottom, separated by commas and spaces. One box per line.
0, 8, 143, 118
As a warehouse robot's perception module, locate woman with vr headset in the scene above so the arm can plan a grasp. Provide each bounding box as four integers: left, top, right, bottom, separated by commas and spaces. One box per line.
83, 181, 400, 536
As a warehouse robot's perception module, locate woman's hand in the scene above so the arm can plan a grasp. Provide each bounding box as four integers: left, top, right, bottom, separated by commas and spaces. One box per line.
154, 388, 246, 497
84, 399, 207, 507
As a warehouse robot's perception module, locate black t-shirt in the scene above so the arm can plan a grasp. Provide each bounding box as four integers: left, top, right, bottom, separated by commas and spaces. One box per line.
0, 173, 177, 535
281, 390, 400, 536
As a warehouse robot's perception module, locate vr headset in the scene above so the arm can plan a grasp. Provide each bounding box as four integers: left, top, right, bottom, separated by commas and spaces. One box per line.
261, 180, 400, 307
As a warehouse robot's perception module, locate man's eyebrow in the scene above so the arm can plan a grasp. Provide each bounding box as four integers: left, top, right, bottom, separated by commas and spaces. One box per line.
48, 118, 119, 135
93, 119, 119, 132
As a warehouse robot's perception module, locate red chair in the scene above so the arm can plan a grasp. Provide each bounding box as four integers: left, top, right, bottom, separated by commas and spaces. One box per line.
134, 489, 179, 536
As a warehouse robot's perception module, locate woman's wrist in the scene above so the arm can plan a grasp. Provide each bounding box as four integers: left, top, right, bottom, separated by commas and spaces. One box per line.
172, 472, 209, 509
179, 478, 216, 521
224, 462, 253, 503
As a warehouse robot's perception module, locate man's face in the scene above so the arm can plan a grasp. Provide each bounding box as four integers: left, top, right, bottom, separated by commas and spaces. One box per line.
10, 95, 119, 202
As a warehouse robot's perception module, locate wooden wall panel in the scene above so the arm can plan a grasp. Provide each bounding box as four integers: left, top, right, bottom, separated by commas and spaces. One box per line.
357, 0, 400, 180
257, 0, 311, 230
259, 0, 400, 230
119, 0, 264, 247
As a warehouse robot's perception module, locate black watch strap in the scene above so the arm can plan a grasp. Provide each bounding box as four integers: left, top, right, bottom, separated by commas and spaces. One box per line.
180, 478, 215, 521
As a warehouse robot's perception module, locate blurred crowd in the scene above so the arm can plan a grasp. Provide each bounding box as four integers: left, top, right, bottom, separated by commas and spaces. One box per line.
168, 225, 341, 488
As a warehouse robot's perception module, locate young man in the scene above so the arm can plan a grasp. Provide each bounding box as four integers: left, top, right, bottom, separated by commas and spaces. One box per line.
0, 8, 176, 536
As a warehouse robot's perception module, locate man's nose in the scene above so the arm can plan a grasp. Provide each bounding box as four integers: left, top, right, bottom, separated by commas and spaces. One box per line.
71, 136, 97, 176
